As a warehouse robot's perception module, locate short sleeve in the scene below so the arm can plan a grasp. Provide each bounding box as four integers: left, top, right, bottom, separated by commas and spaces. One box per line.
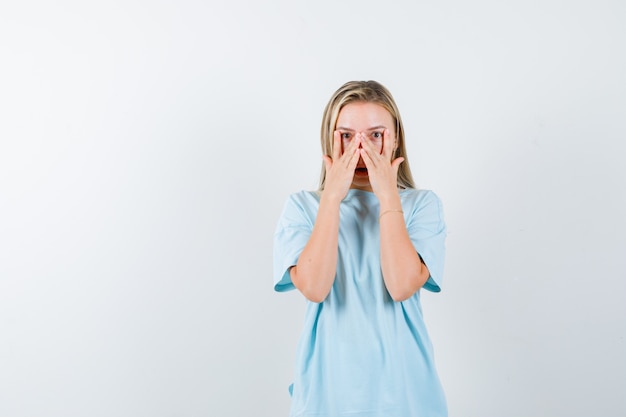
273, 194, 315, 292
406, 190, 447, 293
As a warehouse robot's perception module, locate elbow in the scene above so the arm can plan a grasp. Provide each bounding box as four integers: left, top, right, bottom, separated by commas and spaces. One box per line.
303, 290, 328, 304
386, 271, 428, 302
290, 266, 330, 303
298, 282, 329, 303
388, 287, 415, 302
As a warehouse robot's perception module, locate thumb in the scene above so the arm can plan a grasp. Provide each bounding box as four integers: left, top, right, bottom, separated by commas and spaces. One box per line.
391, 157, 405, 173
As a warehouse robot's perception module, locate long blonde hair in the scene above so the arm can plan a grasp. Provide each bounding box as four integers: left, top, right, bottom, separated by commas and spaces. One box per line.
318, 80, 416, 190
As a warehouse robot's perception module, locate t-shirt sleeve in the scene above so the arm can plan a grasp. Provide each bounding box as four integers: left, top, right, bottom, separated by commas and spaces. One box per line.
273, 194, 314, 292
406, 190, 447, 293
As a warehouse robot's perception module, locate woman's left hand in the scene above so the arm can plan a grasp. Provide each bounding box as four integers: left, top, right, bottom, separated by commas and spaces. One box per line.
359, 129, 404, 201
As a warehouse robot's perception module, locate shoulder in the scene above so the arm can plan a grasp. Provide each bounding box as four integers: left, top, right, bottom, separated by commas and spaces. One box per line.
276, 190, 320, 230
401, 188, 442, 208
401, 189, 444, 224
282, 190, 321, 215
286, 190, 320, 206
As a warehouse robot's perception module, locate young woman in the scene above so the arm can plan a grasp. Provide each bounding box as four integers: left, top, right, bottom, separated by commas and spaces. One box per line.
273, 80, 447, 417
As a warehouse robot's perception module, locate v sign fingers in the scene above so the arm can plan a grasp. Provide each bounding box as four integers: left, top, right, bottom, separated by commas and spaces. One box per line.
332, 130, 342, 161
382, 129, 396, 160
322, 131, 361, 202
359, 130, 403, 200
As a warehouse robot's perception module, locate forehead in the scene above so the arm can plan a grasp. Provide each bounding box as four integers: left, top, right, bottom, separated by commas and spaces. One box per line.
336, 102, 393, 129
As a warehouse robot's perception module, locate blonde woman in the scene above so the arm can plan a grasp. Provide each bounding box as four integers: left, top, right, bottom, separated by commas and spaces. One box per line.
273, 80, 447, 417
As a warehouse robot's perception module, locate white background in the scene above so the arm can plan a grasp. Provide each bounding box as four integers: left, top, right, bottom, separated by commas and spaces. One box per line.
1, 0, 625, 416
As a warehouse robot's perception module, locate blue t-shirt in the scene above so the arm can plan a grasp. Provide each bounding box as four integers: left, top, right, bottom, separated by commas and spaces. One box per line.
273, 188, 447, 417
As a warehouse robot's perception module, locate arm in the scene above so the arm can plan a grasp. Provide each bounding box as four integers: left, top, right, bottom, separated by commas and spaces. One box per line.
378, 194, 430, 301
289, 194, 341, 303
290, 131, 362, 302
359, 130, 428, 301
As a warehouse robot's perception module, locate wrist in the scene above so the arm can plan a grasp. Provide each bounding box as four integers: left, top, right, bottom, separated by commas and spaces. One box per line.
379, 208, 404, 222
320, 190, 344, 207
377, 193, 401, 211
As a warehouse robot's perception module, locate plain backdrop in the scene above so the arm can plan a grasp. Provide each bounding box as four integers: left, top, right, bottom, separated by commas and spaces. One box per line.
1, 0, 625, 416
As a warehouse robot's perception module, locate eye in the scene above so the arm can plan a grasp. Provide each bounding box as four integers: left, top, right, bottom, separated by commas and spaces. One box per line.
371, 131, 383, 139
341, 132, 352, 140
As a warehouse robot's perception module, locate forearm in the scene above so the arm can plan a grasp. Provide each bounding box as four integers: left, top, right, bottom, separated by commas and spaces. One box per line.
291, 194, 341, 302
379, 195, 429, 301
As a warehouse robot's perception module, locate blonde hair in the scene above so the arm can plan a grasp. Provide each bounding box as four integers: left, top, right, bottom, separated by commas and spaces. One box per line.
318, 80, 416, 190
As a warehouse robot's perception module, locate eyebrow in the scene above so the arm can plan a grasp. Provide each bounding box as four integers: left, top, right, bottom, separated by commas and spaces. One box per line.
336, 125, 387, 131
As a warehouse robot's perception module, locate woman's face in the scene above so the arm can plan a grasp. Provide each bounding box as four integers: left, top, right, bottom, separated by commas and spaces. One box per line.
335, 101, 396, 191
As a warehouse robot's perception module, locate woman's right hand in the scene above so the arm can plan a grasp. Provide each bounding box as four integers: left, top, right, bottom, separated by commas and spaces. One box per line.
292, 130, 358, 303
322, 130, 361, 202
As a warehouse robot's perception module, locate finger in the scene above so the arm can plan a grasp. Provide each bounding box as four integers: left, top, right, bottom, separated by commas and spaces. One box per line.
345, 134, 362, 167
359, 146, 374, 170
382, 129, 395, 159
360, 132, 380, 165
333, 130, 342, 160
323, 154, 333, 172
342, 133, 361, 164
347, 143, 361, 170
391, 156, 405, 173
